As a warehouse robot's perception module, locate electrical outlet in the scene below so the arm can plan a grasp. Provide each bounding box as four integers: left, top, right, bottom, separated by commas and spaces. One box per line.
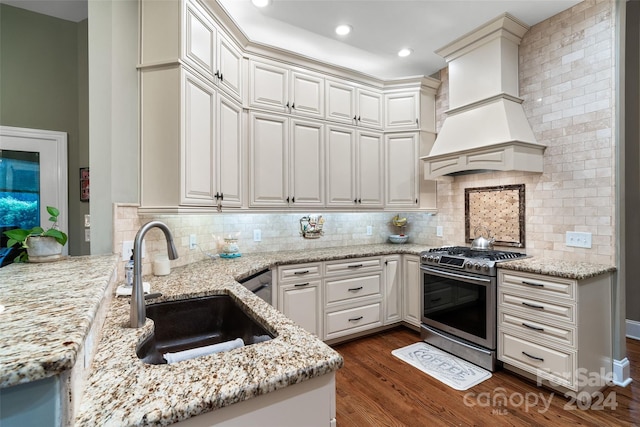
366, 225, 373, 236
84, 214, 91, 228
566, 231, 592, 248
84, 229, 91, 242
436, 226, 443, 237
122, 240, 145, 260
189, 234, 197, 250
253, 229, 262, 242
122, 241, 133, 261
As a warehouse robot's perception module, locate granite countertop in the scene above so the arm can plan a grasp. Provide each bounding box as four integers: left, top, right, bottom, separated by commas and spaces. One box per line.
497, 257, 616, 280
75, 243, 431, 426
0, 255, 118, 388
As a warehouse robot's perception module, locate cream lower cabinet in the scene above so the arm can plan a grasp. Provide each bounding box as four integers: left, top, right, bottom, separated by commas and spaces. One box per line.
140, 66, 242, 209
249, 112, 324, 207
325, 125, 383, 208
275, 263, 323, 337
385, 132, 419, 208
402, 254, 421, 328
383, 255, 402, 324
497, 270, 612, 394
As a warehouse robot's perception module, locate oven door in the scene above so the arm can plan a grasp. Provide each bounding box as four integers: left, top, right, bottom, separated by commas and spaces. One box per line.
420, 266, 496, 350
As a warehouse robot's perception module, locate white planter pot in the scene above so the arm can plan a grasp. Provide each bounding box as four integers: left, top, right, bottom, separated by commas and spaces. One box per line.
26, 236, 63, 263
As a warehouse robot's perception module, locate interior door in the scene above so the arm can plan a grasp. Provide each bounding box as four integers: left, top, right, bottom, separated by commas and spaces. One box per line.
0, 126, 68, 257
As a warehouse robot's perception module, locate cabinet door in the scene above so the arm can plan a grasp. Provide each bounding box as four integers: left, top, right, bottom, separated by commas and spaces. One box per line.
385, 91, 419, 130
402, 255, 421, 327
217, 32, 243, 102
290, 119, 324, 206
356, 88, 383, 128
184, 0, 216, 78
356, 131, 384, 207
279, 281, 323, 337
182, 71, 216, 205
217, 95, 243, 207
325, 125, 356, 206
291, 71, 324, 119
325, 79, 356, 125
249, 112, 289, 207
385, 132, 419, 207
384, 255, 402, 324
249, 60, 289, 112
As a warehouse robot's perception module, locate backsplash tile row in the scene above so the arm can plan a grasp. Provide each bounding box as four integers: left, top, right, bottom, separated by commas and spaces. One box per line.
112, 204, 439, 281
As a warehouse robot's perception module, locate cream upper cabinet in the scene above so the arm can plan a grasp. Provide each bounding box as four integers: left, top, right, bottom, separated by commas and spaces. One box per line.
249, 60, 325, 119
325, 125, 356, 206
140, 67, 242, 209
249, 112, 324, 207
402, 254, 421, 327
325, 125, 383, 207
384, 90, 419, 130
325, 79, 383, 129
140, 0, 243, 102
385, 132, 419, 208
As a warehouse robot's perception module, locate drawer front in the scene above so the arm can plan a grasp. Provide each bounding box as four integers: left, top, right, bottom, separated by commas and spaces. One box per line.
499, 330, 574, 388
499, 271, 576, 301
324, 257, 382, 276
498, 309, 575, 347
325, 303, 382, 340
325, 274, 381, 304
279, 263, 322, 282
500, 291, 575, 324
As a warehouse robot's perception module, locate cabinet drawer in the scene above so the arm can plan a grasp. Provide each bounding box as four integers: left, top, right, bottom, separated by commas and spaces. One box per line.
325, 303, 382, 340
499, 271, 576, 301
325, 274, 381, 304
324, 257, 382, 276
499, 291, 575, 324
279, 263, 322, 282
499, 330, 574, 388
499, 309, 575, 347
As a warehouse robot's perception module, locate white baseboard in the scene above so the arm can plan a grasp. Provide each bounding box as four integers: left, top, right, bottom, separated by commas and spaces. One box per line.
613, 358, 632, 387
626, 319, 640, 340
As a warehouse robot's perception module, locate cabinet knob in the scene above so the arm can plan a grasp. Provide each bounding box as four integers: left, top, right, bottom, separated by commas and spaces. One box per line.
353, 115, 357, 121
291, 102, 295, 109
220, 193, 224, 201
286, 196, 290, 203
357, 116, 361, 121
286, 101, 290, 108
291, 196, 295, 203
214, 70, 220, 79
219, 73, 223, 82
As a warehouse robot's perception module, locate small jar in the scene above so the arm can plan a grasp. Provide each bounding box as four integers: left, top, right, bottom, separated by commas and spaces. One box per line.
223, 238, 239, 254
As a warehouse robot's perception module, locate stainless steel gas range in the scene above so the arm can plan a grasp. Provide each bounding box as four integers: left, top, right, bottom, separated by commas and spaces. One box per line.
419, 246, 527, 371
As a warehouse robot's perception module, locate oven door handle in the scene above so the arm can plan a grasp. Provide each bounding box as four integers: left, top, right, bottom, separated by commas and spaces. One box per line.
421, 267, 491, 284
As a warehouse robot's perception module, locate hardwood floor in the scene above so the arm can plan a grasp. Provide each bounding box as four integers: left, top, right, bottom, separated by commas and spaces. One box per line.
332, 327, 639, 426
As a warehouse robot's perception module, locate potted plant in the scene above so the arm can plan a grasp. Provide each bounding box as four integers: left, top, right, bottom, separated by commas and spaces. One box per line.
3, 206, 68, 263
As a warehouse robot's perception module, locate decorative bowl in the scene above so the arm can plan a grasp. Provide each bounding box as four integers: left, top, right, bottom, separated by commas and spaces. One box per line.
389, 234, 409, 244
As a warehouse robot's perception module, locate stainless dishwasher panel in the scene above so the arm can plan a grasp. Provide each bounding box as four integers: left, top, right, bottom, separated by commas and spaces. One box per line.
239, 269, 272, 305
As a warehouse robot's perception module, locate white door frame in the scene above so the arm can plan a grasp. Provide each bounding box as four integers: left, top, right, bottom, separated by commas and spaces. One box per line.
0, 126, 68, 255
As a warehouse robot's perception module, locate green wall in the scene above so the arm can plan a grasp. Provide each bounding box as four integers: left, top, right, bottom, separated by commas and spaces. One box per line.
0, 4, 89, 255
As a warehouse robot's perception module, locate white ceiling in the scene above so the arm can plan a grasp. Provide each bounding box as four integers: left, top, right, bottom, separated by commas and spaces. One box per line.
1, 0, 582, 79
218, 0, 582, 79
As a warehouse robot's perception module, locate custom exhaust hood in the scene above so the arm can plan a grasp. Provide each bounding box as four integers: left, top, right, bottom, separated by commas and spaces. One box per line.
421, 14, 546, 179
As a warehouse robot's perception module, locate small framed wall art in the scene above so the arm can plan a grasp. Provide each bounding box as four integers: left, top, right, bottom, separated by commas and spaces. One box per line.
80, 167, 90, 202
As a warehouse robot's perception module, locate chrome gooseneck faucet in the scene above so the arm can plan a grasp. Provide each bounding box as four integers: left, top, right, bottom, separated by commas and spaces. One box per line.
130, 221, 178, 328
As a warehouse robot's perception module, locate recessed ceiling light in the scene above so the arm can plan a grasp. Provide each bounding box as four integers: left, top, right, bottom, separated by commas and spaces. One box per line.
335, 25, 352, 36
251, 0, 270, 7
398, 48, 413, 57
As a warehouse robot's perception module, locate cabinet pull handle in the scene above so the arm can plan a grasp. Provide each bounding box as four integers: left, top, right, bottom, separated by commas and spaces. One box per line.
286, 101, 290, 108
358, 198, 362, 203
294, 282, 310, 287
214, 192, 220, 200
522, 281, 545, 288
220, 192, 223, 201
215, 70, 220, 79
286, 196, 290, 203
522, 322, 545, 332
347, 264, 363, 268
416, 118, 419, 125
348, 286, 363, 292
357, 116, 361, 121
291, 102, 295, 109
353, 115, 357, 121
292, 196, 295, 203
348, 316, 363, 322
294, 270, 310, 275
522, 351, 544, 362
219, 73, 223, 82
522, 301, 544, 310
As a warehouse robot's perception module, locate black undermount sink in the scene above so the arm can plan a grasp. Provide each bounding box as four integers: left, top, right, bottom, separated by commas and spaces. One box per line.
136, 295, 276, 365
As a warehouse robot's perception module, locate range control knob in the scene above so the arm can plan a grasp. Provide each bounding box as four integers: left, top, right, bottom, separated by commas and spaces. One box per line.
433, 256, 440, 262
474, 262, 481, 270
482, 264, 490, 271
465, 262, 473, 269
427, 256, 434, 262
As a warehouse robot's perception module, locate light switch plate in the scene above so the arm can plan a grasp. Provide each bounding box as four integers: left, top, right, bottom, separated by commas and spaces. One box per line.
566, 231, 592, 248
84, 214, 91, 228
189, 234, 197, 250
122, 240, 145, 260
436, 226, 443, 237
253, 229, 261, 242
366, 225, 373, 236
